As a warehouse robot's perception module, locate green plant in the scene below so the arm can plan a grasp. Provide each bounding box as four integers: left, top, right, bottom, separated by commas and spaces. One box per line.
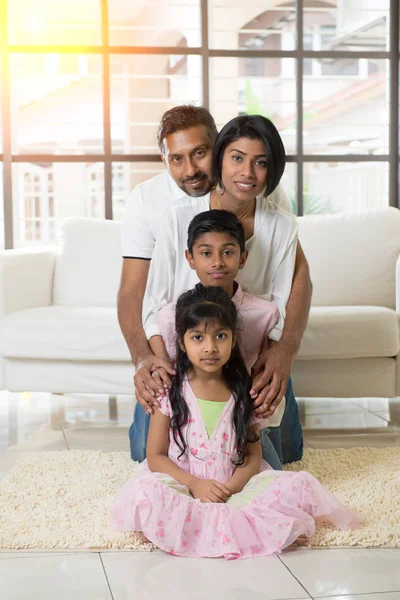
244, 80, 272, 119
289, 191, 332, 215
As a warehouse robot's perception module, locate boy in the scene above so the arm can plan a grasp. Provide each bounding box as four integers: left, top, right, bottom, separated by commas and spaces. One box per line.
148, 210, 286, 469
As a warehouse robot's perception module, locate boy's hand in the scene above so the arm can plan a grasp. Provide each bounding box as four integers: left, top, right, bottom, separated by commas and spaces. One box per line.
251, 341, 294, 417
189, 478, 232, 503
134, 354, 175, 414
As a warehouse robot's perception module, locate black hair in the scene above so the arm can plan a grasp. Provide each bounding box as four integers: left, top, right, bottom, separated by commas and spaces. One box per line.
157, 105, 218, 154
169, 284, 258, 466
187, 209, 246, 255
212, 114, 286, 198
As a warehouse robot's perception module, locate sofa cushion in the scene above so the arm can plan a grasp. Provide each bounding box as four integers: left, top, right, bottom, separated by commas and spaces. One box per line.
297, 306, 399, 360
298, 207, 400, 308
53, 218, 123, 307
1, 305, 397, 363
0, 306, 130, 361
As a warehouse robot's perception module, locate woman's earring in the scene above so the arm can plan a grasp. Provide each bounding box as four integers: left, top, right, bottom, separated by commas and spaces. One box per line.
216, 182, 225, 195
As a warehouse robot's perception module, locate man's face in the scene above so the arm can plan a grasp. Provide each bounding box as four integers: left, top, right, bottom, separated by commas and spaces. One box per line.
185, 231, 248, 297
161, 125, 214, 197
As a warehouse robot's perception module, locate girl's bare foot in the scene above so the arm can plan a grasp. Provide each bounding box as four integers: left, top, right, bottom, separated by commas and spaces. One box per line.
137, 532, 150, 544
294, 534, 308, 546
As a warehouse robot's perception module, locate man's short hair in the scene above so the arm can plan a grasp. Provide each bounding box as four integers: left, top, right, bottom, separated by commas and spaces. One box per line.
158, 105, 218, 154
187, 209, 246, 254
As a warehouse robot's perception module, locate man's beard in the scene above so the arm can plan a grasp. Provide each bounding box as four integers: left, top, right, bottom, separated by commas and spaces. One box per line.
179, 172, 212, 197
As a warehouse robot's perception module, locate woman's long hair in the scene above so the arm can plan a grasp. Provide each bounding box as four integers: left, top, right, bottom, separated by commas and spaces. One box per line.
169, 284, 258, 465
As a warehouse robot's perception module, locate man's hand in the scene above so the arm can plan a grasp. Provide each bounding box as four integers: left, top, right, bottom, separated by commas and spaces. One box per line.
134, 354, 175, 414
250, 341, 295, 418
189, 478, 232, 503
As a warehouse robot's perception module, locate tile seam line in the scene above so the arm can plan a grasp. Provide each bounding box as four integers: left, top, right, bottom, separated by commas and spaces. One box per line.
276, 554, 313, 599
99, 553, 115, 600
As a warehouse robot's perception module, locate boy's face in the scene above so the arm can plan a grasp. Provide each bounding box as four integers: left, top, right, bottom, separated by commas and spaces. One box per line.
185, 231, 248, 296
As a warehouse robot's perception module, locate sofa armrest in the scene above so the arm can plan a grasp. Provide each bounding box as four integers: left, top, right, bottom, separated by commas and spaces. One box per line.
396, 254, 400, 314
0, 248, 56, 317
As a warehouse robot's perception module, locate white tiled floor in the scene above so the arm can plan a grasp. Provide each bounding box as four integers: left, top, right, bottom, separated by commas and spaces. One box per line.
1, 391, 399, 600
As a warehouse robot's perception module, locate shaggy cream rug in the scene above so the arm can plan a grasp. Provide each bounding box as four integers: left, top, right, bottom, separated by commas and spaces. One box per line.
0, 448, 399, 551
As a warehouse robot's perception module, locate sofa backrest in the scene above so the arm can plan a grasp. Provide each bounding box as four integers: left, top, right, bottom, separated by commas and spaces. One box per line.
53, 217, 122, 307
298, 207, 400, 308
53, 208, 400, 309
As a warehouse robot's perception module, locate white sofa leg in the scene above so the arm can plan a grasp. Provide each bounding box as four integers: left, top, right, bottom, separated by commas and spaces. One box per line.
52, 393, 64, 431
109, 396, 118, 421
396, 352, 400, 398
0, 356, 5, 392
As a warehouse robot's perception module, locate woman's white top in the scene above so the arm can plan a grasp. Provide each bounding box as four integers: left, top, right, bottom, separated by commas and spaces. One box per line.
143, 193, 298, 343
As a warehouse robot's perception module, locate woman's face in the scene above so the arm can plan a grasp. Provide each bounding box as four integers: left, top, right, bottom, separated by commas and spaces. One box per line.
221, 137, 268, 202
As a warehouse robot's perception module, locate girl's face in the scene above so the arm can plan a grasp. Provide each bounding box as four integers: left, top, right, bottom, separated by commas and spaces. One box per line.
181, 320, 234, 374
221, 137, 268, 202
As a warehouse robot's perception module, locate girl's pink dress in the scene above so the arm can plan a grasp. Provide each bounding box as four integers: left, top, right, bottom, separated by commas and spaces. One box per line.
113, 380, 360, 559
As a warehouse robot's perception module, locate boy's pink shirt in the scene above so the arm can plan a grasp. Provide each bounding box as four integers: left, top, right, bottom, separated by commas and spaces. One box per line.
157, 284, 279, 373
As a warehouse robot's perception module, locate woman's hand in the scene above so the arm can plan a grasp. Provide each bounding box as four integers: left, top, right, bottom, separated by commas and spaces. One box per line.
189, 478, 232, 503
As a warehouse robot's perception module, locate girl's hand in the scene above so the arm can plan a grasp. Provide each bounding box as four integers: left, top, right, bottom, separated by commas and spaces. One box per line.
189, 479, 232, 503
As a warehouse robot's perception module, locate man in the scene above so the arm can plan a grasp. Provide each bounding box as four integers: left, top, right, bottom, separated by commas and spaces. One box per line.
118, 105, 312, 463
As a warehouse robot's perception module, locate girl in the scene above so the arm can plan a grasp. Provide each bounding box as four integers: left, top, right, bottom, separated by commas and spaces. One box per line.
113, 286, 359, 559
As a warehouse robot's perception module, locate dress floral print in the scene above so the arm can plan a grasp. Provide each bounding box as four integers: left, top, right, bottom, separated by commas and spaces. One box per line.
112, 379, 359, 559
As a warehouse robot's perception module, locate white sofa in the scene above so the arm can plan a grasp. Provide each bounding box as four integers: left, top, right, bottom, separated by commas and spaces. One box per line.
0, 208, 399, 398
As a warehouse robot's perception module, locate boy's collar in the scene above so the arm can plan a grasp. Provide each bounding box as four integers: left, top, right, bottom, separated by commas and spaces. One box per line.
231, 281, 244, 309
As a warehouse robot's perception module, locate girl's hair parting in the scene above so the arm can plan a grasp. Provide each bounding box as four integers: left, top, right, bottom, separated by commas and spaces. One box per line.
169, 283, 258, 465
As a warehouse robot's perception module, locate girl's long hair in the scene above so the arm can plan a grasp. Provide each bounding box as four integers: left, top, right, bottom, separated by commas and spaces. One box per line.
169, 284, 258, 465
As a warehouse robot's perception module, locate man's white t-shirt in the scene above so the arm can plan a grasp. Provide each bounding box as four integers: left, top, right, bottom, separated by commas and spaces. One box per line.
121, 171, 291, 259
142, 194, 298, 343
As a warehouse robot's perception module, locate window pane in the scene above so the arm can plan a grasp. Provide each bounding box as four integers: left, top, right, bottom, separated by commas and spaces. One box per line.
0, 164, 3, 249
12, 162, 104, 248
108, 0, 201, 47
10, 54, 103, 155
0, 72, 2, 152
110, 55, 202, 154
303, 161, 388, 214
209, 0, 296, 50
210, 58, 296, 154
112, 162, 164, 221
8, 0, 101, 45
304, 0, 390, 52
281, 162, 296, 214
303, 58, 388, 155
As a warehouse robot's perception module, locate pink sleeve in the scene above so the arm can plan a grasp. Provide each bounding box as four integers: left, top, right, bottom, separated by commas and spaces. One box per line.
157, 392, 172, 417
262, 301, 279, 337
158, 303, 177, 361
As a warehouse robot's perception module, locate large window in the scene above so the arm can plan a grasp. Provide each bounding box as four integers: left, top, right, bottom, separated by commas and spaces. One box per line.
0, 0, 399, 248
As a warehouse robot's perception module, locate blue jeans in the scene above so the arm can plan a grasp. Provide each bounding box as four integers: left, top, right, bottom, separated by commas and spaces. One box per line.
129, 401, 150, 463
280, 376, 303, 463
129, 376, 303, 466
259, 428, 282, 470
